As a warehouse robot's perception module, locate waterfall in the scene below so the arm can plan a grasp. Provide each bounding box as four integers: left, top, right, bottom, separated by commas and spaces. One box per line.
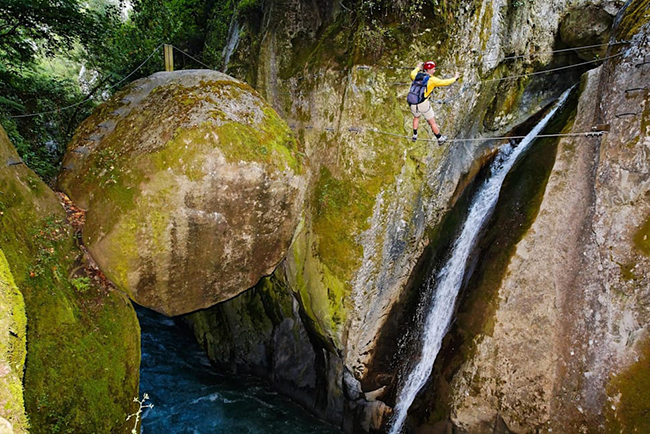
222, 19, 241, 71
388, 87, 574, 434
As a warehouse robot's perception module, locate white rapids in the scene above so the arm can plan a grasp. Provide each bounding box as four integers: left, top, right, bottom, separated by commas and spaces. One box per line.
388, 87, 573, 434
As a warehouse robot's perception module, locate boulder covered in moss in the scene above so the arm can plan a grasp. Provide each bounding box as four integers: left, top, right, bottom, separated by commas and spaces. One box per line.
59, 70, 309, 316
0, 125, 140, 433
0, 249, 27, 434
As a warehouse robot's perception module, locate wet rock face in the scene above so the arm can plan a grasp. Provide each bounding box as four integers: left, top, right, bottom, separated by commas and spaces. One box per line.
449, 3, 650, 432
185, 275, 346, 425
59, 70, 309, 316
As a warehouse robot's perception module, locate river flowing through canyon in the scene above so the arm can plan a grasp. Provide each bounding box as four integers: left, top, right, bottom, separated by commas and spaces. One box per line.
136, 306, 340, 434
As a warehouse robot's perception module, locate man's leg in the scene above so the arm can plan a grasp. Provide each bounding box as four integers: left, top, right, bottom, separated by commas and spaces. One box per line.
411, 113, 420, 142
426, 117, 447, 145
427, 117, 440, 136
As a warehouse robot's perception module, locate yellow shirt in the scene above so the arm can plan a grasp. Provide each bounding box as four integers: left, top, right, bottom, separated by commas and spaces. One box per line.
410, 67, 457, 99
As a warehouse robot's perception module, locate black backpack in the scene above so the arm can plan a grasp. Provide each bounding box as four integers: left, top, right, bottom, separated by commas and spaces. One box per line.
407, 72, 430, 105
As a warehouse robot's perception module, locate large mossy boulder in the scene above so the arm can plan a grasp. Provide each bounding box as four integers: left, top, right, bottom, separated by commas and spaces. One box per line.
59, 70, 308, 316
0, 126, 140, 433
0, 249, 27, 434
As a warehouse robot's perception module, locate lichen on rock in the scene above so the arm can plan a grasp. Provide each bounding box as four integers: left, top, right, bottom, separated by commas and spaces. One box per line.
59, 70, 309, 316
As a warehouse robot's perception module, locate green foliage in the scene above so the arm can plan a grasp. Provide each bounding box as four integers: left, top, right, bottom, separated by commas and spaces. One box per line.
0, 62, 94, 182
0, 0, 112, 182
0, 0, 236, 184
69, 276, 92, 293
237, 0, 262, 17
0, 0, 110, 65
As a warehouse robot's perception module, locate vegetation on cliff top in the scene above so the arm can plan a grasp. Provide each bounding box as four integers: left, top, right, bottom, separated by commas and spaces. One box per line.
0, 0, 237, 182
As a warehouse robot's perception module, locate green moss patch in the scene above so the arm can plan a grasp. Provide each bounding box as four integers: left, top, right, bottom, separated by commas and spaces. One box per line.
1, 127, 140, 433
605, 337, 650, 433
2, 212, 140, 434
0, 249, 28, 434
212, 107, 302, 173
614, 0, 650, 42
633, 216, 650, 256
312, 166, 370, 281
62, 75, 304, 245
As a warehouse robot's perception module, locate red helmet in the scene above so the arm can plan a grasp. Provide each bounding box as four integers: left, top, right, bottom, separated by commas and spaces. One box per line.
423, 61, 436, 70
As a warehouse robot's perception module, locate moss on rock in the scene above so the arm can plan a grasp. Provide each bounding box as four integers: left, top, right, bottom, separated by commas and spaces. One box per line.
0, 249, 27, 434
614, 0, 650, 41
605, 337, 650, 433
0, 125, 140, 433
59, 70, 308, 316
633, 216, 650, 256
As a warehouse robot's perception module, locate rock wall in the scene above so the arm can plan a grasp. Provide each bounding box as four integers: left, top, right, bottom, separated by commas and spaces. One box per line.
50, 0, 643, 432
0, 249, 27, 434
185, 274, 347, 425
0, 125, 140, 433
191, 0, 628, 431
449, 1, 650, 432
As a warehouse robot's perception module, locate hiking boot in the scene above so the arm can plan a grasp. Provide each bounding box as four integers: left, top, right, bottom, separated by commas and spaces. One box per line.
411, 133, 418, 142
437, 135, 447, 146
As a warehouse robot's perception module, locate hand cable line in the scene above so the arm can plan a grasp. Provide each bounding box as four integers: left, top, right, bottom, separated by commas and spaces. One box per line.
289, 124, 606, 141
9, 40, 628, 119
370, 40, 629, 70
243, 40, 631, 88
365, 127, 607, 143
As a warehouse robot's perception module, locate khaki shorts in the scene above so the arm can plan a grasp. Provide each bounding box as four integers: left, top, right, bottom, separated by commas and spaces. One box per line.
410, 100, 435, 121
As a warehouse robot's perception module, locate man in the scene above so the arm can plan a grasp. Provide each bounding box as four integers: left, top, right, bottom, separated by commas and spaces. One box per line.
408, 60, 459, 144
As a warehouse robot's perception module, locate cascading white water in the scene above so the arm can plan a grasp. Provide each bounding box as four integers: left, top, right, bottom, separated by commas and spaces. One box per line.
388, 87, 573, 434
